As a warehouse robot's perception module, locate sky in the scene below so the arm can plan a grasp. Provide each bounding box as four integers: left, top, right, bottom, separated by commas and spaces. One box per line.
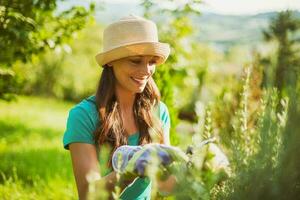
103, 0, 300, 15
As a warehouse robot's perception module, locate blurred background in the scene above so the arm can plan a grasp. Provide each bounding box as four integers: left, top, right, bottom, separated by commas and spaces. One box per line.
0, 0, 299, 199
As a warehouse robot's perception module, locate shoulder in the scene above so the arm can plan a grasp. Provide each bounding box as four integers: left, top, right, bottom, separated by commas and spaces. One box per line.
157, 101, 171, 145
158, 101, 169, 113
74, 95, 98, 115
63, 95, 99, 150
157, 101, 170, 123
69, 95, 98, 121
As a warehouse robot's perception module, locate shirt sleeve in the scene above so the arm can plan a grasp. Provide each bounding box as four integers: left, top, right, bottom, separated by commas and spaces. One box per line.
63, 106, 96, 150
159, 102, 171, 145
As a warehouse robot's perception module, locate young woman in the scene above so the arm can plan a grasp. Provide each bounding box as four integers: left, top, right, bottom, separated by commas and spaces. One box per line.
63, 14, 176, 200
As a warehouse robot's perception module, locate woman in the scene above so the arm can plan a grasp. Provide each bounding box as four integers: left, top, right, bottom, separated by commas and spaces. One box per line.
63, 14, 176, 200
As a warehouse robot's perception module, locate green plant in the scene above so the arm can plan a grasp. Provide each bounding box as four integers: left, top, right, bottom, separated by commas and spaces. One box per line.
140, 0, 202, 145
0, 0, 94, 100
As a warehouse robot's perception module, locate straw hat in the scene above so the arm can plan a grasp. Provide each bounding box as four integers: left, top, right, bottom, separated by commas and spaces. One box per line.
95, 14, 170, 67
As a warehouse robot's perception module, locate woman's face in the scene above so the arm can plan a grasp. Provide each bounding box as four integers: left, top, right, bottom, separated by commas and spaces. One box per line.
108, 55, 159, 94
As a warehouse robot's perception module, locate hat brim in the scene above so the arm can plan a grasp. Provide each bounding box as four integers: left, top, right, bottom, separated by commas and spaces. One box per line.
95, 42, 170, 67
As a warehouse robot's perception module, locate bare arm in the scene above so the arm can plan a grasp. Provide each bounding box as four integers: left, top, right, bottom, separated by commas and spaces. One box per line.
69, 143, 136, 200
69, 143, 100, 200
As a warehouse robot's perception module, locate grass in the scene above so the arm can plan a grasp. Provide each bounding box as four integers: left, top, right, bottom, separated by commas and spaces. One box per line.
0, 95, 77, 200
0, 95, 202, 200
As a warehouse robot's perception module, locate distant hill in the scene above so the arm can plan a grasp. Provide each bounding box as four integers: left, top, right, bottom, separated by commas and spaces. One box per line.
192, 12, 276, 45
59, 1, 300, 49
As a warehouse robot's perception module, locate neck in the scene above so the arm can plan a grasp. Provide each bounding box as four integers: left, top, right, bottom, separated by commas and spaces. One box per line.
115, 85, 136, 111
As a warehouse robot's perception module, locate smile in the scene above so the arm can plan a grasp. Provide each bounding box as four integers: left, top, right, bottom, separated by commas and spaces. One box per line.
131, 77, 148, 84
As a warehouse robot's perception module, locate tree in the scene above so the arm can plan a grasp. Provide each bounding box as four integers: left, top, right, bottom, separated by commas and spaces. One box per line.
140, 0, 202, 145
0, 0, 94, 100
262, 10, 300, 97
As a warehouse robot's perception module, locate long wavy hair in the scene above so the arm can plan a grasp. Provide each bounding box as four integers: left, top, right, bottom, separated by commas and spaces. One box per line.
93, 65, 164, 168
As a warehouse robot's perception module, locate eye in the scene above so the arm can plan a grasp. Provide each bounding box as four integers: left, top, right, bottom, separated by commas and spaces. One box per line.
149, 60, 157, 65
130, 59, 141, 64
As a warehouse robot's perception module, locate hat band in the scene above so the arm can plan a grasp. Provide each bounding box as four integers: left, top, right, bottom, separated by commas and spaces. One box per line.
96, 42, 170, 66
102, 40, 159, 53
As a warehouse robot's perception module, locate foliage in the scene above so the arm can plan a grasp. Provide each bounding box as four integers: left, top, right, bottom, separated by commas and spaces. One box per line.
14, 23, 102, 101
140, 0, 202, 145
211, 10, 300, 200
262, 10, 300, 96
0, 0, 94, 100
0, 68, 18, 101
1, 2, 300, 200
0, 0, 94, 65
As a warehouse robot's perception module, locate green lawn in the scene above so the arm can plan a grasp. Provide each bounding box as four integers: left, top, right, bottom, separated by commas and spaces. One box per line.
0, 95, 195, 200
0, 95, 77, 200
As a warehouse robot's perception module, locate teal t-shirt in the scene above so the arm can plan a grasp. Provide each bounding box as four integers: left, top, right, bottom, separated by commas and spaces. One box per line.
63, 95, 171, 200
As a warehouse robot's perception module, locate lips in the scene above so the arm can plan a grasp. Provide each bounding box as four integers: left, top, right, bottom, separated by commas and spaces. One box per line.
131, 76, 148, 85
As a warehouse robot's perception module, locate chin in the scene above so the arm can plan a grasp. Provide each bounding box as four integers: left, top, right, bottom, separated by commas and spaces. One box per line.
134, 86, 146, 93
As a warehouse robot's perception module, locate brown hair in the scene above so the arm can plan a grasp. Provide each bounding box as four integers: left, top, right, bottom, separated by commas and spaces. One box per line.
93, 66, 164, 168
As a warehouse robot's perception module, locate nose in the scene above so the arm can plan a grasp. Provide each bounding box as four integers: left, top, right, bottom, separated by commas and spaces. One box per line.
139, 62, 155, 76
